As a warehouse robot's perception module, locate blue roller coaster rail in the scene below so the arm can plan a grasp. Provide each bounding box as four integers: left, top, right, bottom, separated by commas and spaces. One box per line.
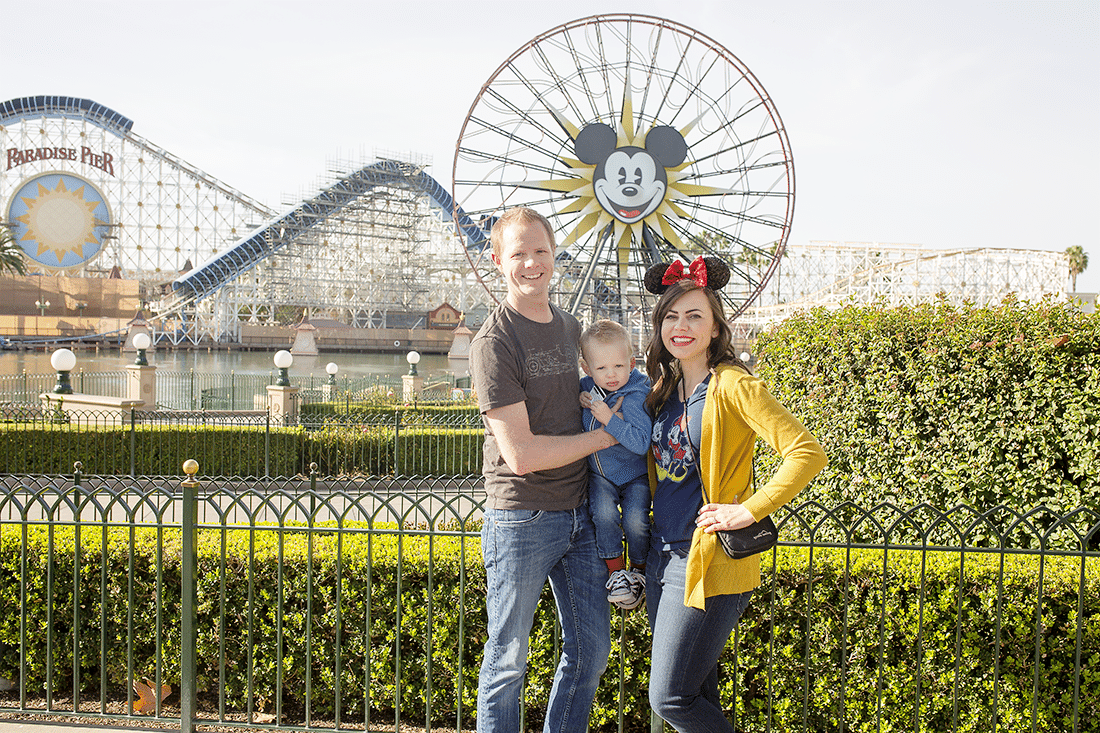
0, 96, 134, 134
1, 95, 489, 314
170, 159, 489, 307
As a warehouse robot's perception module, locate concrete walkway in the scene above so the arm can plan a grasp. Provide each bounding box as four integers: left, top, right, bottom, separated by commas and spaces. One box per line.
0, 725, 151, 733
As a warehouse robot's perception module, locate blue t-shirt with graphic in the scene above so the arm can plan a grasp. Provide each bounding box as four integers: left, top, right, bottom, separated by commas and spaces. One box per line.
651, 376, 710, 549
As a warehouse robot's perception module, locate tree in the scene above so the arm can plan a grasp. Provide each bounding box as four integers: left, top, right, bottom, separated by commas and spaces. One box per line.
1065, 245, 1088, 292
0, 225, 27, 276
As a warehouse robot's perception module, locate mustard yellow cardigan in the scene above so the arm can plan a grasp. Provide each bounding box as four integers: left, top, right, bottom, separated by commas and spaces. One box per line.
648, 364, 827, 610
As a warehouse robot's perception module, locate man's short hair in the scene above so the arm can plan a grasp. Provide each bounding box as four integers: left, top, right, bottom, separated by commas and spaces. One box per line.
580, 319, 632, 360
490, 207, 556, 260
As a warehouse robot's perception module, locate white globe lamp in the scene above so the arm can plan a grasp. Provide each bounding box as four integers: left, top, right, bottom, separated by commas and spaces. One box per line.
50, 348, 77, 394
132, 332, 152, 366
273, 350, 294, 386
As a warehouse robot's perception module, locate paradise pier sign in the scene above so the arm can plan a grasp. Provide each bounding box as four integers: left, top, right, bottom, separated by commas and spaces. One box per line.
6, 145, 117, 176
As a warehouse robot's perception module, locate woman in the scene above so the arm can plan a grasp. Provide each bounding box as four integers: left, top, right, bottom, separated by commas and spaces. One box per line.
643, 257, 827, 732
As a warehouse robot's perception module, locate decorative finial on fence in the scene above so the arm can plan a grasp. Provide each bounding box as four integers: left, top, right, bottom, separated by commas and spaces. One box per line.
182, 459, 199, 488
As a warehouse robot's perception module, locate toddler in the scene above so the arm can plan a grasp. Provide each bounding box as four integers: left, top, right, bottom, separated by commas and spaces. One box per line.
579, 320, 653, 610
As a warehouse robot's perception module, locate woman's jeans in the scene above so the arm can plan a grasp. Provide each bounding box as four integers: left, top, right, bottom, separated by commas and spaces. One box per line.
588, 471, 651, 566
646, 546, 753, 732
477, 505, 611, 733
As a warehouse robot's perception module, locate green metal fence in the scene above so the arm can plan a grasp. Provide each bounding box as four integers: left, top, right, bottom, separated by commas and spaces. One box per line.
0, 467, 1095, 732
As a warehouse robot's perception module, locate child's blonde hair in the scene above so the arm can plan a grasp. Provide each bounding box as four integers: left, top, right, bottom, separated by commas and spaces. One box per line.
580, 319, 632, 361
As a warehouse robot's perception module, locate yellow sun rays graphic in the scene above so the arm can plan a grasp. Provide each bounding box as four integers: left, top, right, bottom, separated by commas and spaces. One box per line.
14, 176, 107, 266
518, 74, 730, 283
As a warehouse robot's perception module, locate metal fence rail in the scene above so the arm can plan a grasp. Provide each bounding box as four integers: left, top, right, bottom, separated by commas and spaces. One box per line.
0, 468, 1095, 733
0, 370, 465, 412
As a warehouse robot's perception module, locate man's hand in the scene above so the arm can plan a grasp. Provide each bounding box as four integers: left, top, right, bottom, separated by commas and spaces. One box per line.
487, 400, 619, 475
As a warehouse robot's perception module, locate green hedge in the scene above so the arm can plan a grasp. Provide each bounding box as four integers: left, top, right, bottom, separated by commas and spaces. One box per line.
755, 296, 1099, 516
1, 525, 1094, 731
0, 423, 485, 478
0, 423, 302, 477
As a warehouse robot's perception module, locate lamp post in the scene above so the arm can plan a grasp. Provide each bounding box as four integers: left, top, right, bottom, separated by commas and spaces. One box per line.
268, 350, 299, 426
35, 299, 50, 317
403, 350, 423, 403
324, 361, 339, 401
273, 350, 293, 387
132, 332, 151, 366
50, 348, 76, 394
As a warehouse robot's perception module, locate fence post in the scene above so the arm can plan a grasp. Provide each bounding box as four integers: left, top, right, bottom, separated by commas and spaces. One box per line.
129, 406, 136, 477
72, 461, 83, 712
309, 462, 318, 519
180, 459, 200, 733
393, 409, 401, 476
265, 412, 271, 479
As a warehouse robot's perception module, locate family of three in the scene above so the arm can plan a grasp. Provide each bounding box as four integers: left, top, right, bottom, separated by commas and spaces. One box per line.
469, 207, 827, 732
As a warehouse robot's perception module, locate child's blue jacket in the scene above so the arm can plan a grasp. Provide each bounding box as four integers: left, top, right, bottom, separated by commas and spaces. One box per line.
580, 367, 652, 485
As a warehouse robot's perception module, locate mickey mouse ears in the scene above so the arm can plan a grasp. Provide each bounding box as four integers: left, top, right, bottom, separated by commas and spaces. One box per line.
643, 255, 730, 295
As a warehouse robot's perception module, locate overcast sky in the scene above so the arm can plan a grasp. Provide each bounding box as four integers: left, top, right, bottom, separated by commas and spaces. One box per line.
9, 0, 1099, 292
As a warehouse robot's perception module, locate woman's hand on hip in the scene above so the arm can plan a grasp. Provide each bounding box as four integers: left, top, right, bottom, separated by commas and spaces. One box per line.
697, 502, 756, 533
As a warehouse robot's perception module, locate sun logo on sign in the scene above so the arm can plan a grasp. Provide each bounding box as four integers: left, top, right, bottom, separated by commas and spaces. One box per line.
520, 71, 730, 262
7, 173, 111, 269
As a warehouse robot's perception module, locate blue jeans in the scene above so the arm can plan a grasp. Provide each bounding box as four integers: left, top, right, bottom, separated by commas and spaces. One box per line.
646, 546, 753, 732
477, 505, 611, 733
588, 471, 651, 567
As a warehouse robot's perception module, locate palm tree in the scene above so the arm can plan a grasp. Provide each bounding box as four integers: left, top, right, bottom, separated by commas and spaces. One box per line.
0, 225, 27, 276
1065, 245, 1089, 292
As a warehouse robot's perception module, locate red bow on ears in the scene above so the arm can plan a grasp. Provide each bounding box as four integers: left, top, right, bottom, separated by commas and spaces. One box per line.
662, 256, 708, 288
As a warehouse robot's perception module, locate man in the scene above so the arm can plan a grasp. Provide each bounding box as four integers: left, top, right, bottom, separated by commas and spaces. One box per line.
470, 207, 617, 732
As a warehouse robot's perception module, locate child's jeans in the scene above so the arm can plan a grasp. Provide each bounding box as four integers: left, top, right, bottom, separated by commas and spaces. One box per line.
588, 471, 651, 567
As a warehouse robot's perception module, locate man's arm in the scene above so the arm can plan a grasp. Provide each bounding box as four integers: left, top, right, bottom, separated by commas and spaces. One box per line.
486, 401, 618, 476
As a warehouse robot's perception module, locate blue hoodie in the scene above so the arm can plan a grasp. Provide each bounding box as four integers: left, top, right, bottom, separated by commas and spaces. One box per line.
580, 367, 652, 485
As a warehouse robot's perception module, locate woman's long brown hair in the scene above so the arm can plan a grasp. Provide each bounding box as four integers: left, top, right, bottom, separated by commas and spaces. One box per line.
644, 280, 749, 415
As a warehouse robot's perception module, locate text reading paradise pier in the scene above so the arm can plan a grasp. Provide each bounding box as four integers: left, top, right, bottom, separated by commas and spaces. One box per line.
6, 146, 115, 176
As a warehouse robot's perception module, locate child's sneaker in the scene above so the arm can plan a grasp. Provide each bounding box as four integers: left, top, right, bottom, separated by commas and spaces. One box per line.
626, 569, 646, 605
606, 569, 644, 610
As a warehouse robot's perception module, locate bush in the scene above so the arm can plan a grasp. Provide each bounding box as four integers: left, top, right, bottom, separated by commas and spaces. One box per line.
1, 525, 1094, 731
0, 422, 301, 477
755, 296, 1100, 515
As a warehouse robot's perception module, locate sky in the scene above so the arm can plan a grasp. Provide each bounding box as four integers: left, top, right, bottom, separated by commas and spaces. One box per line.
9, 0, 1100, 293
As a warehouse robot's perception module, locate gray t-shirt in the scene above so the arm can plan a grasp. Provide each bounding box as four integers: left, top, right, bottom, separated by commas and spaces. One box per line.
470, 302, 587, 510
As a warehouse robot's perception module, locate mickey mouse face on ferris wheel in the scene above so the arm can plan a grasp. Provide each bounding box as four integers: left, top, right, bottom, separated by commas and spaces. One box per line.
574, 123, 688, 225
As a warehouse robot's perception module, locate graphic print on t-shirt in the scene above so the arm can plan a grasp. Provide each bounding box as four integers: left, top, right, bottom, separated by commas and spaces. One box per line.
525, 345, 575, 379
652, 408, 692, 483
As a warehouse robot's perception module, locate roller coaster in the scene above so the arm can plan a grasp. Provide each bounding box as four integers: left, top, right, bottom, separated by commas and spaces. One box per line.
1, 95, 1070, 349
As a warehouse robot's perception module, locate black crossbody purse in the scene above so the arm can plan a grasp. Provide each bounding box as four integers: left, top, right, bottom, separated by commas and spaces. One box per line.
683, 383, 778, 560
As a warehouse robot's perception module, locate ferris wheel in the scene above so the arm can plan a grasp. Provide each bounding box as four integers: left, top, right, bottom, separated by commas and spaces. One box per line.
452, 13, 795, 323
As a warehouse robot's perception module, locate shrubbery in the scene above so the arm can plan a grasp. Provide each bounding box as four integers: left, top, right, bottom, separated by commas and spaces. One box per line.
0, 525, 1094, 731
755, 296, 1099, 514
0, 422, 484, 478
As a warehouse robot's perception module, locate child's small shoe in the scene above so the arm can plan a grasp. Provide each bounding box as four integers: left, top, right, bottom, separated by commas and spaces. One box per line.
606, 569, 644, 610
